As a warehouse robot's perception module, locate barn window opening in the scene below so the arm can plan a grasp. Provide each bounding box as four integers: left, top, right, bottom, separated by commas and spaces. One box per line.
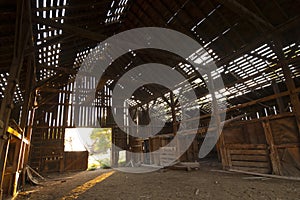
64, 128, 115, 170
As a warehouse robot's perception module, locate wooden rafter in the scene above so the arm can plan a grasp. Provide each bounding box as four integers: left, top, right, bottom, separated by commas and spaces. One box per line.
32, 17, 108, 42
215, 0, 274, 31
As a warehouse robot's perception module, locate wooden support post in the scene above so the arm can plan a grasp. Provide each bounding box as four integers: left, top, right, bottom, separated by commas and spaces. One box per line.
273, 40, 300, 136
170, 92, 180, 160
60, 88, 71, 172
208, 73, 228, 169
282, 69, 300, 136
0, 0, 31, 198
111, 127, 120, 167
170, 92, 178, 136
12, 59, 33, 196
0, 137, 10, 199
169, 93, 181, 160
262, 120, 282, 175
272, 81, 285, 114
19, 0, 36, 190
111, 127, 116, 167
0, 59, 19, 198
21, 96, 37, 189
11, 136, 22, 196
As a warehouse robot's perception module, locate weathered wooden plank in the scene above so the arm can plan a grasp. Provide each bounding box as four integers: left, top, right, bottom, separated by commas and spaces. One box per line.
262, 120, 282, 175
231, 161, 270, 168
231, 155, 269, 162
161, 147, 177, 152
64, 151, 88, 172
225, 144, 267, 149
230, 169, 300, 181
160, 155, 176, 160
275, 143, 300, 149
229, 149, 267, 155
230, 166, 271, 174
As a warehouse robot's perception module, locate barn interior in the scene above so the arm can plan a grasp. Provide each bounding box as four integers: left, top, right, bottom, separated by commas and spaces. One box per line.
0, 0, 300, 199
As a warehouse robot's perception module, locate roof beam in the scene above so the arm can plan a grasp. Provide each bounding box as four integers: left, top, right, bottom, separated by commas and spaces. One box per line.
38, 65, 77, 74
216, 16, 300, 67
215, 0, 274, 31
36, 34, 74, 50
32, 17, 108, 42
33, 1, 109, 12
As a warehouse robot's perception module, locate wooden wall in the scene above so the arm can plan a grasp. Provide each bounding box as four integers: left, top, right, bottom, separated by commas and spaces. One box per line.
115, 113, 300, 177
222, 114, 300, 176
64, 151, 89, 172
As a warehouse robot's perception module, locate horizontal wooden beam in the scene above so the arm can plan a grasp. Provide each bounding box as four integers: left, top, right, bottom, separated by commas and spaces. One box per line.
32, 17, 108, 42
215, 0, 274, 30
36, 34, 74, 50
38, 65, 77, 74
33, 1, 109, 12
216, 16, 300, 68
185, 87, 300, 122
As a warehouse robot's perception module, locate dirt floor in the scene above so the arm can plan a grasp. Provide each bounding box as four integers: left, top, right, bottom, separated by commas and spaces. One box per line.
16, 162, 300, 200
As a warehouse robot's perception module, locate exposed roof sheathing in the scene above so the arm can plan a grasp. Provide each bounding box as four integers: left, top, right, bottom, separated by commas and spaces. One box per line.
0, 0, 300, 122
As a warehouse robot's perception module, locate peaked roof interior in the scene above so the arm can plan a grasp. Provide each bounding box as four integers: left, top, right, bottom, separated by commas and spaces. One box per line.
0, 0, 300, 124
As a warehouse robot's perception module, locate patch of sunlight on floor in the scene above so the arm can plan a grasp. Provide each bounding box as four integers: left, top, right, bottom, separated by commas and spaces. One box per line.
60, 171, 115, 200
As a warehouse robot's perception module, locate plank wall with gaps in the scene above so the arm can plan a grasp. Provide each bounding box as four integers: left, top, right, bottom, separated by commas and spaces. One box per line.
34, 0, 67, 81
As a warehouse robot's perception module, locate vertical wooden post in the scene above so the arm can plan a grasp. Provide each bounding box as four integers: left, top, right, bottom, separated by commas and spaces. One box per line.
0, 138, 11, 198
170, 92, 178, 136
20, 0, 37, 178
0, 0, 30, 197
111, 127, 116, 167
10, 137, 21, 196
273, 39, 300, 136
272, 81, 285, 114
21, 96, 37, 188
15, 0, 36, 191
262, 120, 282, 175
60, 85, 71, 172
282, 64, 300, 125
208, 73, 228, 169
169, 92, 182, 161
